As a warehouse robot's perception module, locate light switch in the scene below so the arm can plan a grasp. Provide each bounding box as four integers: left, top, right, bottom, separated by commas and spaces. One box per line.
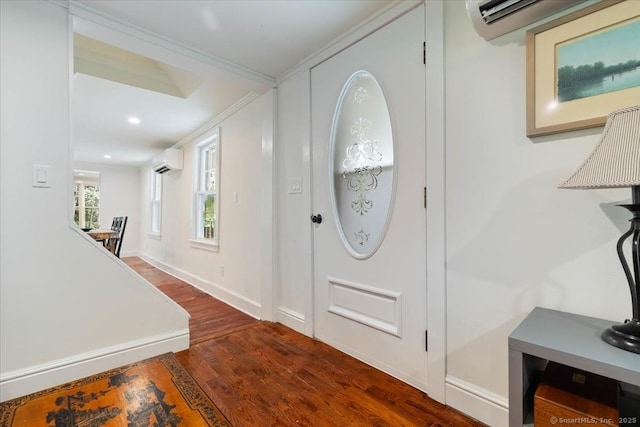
32, 165, 52, 188
287, 178, 302, 194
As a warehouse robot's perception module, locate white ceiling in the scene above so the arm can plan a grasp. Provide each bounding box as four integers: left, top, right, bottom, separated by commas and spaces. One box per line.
71, 0, 395, 167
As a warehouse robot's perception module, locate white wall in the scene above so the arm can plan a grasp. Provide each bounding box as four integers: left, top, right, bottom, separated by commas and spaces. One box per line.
443, 0, 630, 414
0, 0, 189, 401
74, 162, 141, 256
139, 92, 273, 319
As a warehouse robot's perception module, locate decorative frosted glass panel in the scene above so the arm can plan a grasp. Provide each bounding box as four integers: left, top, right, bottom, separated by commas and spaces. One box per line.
330, 71, 394, 259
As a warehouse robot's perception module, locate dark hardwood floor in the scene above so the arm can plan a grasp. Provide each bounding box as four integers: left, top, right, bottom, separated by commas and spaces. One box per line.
125, 257, 258, 345
123, 257, 486, 427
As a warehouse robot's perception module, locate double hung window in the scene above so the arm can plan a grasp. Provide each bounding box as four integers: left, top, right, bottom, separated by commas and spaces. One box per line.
193, 128, 220, 247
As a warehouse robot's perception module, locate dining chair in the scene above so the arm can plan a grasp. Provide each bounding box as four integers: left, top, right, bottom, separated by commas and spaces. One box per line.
107, 216, 127, 258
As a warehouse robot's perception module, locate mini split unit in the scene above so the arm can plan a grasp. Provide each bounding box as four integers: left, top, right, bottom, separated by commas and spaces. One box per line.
152, 148, 183, 175
466, 0, 586, 41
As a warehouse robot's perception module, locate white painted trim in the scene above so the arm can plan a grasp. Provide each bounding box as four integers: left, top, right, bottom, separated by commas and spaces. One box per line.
173, 92, 262, 150
301, 69, 314, 338
276, 306, 306, 334
445, 375, 509, 427
0, 330, 188, 402
119, 249, 138, 258
261, 90, 275, 321
67, 3, 76, 228
276, 0, 422, 83
425, 0, 447, 405
188, 239, 220, 252
68, 1, 275, 86
327, 277, 402, 337
47, 0, 69, 9
139, 253, 262, 320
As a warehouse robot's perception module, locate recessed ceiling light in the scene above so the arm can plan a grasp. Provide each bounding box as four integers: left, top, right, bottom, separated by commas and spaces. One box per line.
128, 116, 141, 125
104, 154, 112, 159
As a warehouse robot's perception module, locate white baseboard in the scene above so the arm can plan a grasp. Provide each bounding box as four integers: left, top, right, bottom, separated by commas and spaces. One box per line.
445, 375, 509, 427
119, 249, 137, 258
139, 253, 262, 320
0, 330, 189, 402
276, 306, 306, 335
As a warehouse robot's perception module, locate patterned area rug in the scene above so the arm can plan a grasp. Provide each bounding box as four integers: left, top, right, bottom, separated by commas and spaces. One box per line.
0, 353, 230, 427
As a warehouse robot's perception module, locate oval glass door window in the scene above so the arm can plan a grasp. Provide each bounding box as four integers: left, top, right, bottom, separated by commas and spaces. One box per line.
330, 70, 394, 259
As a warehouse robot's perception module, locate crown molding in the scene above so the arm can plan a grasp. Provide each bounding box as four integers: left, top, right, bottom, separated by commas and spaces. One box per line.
47, 0, 70, 9
172, 91, 263, 150
67, 1, 276, 87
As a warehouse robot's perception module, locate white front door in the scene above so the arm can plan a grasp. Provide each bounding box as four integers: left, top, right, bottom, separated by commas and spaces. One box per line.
311, 5, 427, 390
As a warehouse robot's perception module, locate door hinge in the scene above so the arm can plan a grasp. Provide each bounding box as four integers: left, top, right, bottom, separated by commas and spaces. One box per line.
425, 330, 428, 352
423, 187, 427, 209
423, 42, 426, 65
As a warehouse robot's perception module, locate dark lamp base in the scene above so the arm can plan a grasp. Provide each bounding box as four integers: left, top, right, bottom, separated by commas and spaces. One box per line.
601, 319, 640, 354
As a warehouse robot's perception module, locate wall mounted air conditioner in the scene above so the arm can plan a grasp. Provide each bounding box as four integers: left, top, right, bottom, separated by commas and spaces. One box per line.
466, 0, 586, 41
152, 148, 183, 174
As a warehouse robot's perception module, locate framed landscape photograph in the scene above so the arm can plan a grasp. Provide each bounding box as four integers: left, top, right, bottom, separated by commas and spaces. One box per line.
526, 0, 640, 137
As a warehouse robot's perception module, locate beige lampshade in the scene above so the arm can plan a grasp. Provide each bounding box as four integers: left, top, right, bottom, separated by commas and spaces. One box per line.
559, 105, 640, 189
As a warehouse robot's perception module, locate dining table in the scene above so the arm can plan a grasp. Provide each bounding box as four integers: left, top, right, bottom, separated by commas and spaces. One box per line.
86, 229, 119, 245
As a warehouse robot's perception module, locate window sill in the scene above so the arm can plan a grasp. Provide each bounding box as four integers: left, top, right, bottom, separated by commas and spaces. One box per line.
189, 239, 219, 252
147, 232, 161, 240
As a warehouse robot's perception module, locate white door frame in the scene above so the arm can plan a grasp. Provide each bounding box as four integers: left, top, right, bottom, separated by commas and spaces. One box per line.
300, 0, 447, 403
424, 0, 446, 404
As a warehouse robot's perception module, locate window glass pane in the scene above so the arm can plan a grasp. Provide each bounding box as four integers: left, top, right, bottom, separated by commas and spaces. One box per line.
152, 173, 162, 201
194, 129, 219, 245
199, 151, 206, 191
84, 185, 100, 228
200, 168, 208, 192
150, 171, 162, 233
73, 171, 100, 229
200, 193, 216, 240
199, 144, 217, 192
74, 184, 100, 229
74, 184, 80, 225
207, 146, 216, 192
151, 201, 160, 233
207, 169, 216, 192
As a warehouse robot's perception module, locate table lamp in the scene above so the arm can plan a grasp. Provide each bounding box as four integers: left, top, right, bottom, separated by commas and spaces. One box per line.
559, 104, 640, 354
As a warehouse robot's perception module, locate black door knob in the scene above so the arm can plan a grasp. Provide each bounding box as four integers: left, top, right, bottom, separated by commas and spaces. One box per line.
311, 214, 323, 224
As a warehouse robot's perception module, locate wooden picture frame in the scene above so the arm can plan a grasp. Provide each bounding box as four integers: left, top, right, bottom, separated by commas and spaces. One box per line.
526, 0, 640, 137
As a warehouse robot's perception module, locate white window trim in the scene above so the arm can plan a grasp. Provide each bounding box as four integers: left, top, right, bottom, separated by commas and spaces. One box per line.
191, 126, 220, 250
188, 238, 219, 252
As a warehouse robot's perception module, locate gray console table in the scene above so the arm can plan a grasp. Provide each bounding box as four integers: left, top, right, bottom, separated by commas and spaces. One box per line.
508, 307, 640, 426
